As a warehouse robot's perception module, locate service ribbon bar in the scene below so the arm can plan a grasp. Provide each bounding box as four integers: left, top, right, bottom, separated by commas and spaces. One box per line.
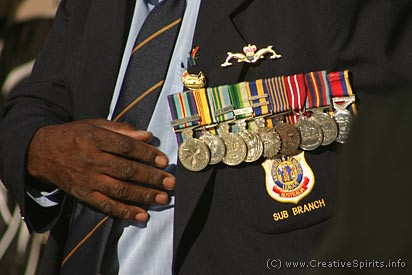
284, 73, 307, 124
168, 91, 200, 144
193, 88, 214, 126
209, 85, 234, 122
247, 79, 271, 117
228, 82, 253, 119
305, 70, 331, 109
328, 70, 357, 115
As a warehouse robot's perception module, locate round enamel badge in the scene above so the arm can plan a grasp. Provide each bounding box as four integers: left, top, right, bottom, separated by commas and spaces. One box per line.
262, 152, 315, 204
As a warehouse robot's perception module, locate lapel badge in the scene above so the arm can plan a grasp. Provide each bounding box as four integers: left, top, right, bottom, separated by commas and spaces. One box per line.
182, 70, 207, 90
187, 46, 200, 67
262, 152, 315, 204
221, 44, 282, 67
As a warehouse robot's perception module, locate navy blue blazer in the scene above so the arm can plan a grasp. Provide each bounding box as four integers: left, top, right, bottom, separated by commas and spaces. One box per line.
1, 0, 412, 274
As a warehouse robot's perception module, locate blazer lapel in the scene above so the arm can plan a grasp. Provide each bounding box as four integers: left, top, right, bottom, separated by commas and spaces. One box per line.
73, 0, 136, 119
173, 0, 250, 271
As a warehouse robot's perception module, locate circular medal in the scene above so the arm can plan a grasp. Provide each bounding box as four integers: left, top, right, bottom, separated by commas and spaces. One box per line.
333, 110, 354, 144
273, 122, 301, 156
295, 116, 323, 151
222, 133, 247, 166
257, 127, 281, 158
178, 139, 210, 171
239, 130, 263, 162
311, 113, 338, 146
199, 132, 226, 165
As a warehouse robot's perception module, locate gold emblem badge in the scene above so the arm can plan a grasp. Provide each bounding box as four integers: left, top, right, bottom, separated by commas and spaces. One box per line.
262, 152, 315, 204
221, 44, 282, 67
182, 70, 207, 90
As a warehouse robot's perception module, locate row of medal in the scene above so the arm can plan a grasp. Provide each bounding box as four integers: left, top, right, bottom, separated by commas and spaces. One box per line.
168, 70, 357, 172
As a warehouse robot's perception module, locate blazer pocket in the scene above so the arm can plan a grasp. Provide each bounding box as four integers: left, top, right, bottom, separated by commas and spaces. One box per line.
219, 150, 338, 234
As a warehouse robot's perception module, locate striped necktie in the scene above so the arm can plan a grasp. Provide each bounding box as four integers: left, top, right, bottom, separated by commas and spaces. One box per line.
112, 0, 186, 128
60, 1, 186, 273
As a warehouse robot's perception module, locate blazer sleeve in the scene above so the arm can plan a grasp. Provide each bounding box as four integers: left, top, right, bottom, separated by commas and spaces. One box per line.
0, 0, 77, 233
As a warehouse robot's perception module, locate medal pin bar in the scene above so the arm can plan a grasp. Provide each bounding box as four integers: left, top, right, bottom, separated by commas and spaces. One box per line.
304, 71, 338, 146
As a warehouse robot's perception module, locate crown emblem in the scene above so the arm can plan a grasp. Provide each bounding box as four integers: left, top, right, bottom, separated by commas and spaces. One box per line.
243, 44, 258, 57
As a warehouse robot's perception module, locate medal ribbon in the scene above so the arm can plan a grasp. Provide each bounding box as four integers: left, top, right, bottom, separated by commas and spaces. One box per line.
265, 76, 291, 127
266, 76, 290, 114
210, 85, 234, 122
304, 70, 331, 109
328, 70, 357, 115
194, 88, 218, 135
247, 79, 271, 117
228, 82, 253, 120
167, 90, 200, 144
284, 73, 307, 124
193, 88, 214, 126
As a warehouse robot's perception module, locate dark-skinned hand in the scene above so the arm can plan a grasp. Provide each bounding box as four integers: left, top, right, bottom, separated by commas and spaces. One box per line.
27, 118, 175, 222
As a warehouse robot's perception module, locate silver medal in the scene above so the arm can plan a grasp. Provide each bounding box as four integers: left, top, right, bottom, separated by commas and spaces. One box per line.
219, 123, 247, 166
295, 115, 323, 151
332, 96, 356, 144
237, 120, 263, 163
310, 108, 338, 146
333, 110, 353, 144
199, 131, 226, 165
178, 129, 210, 171
255, 117, 281, 158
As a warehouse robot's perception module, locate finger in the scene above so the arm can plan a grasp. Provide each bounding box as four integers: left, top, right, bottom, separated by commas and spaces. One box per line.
97, 154, 175, 190
97, 174, 171, 204
92, 119, 153, 142
93, 127, 169, 168
86, 191, 149, 222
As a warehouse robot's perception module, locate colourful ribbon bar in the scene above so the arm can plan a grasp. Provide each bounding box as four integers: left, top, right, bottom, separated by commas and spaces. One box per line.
228, 82, 253, 119
284, 73, 307, 124
265, 76, 290, 114
168, 90, 200, 144
305, 70, 331, 109
247, 79, 270, 117
328, 70, 357, 115
193, 88, 214, 126
209, 85, 235, 122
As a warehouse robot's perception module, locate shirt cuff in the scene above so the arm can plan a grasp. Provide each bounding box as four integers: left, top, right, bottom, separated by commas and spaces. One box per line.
26, 187, 62, 207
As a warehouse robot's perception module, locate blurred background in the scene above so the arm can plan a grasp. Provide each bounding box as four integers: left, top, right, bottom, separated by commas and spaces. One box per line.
0, 1, 59, 274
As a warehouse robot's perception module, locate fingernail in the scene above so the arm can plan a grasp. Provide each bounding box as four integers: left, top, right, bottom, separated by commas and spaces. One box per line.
155, 155, 168, 167
155, 193, 169, 204
135, 130, 153, 140
163, 177, 175, 189
135, 212, 148, 222
136, 130, 151, 136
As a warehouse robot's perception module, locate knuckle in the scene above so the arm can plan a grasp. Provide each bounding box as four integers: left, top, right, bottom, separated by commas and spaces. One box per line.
120, 208, 132, 220
100, 200, 114, 214
72, 185, 91, 201
140, 148, 156, 163
101, 182, 111, 194
107, 158, 135, 180
74, 125, 95, 143
115, 137, 134, 154
138, 189, 155, 204
114, 183, 130, 200
119, 164, 135, 180
147, 170, 163, 186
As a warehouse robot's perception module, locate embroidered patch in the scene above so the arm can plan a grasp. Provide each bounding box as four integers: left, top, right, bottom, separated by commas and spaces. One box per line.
262, 151, 315, 204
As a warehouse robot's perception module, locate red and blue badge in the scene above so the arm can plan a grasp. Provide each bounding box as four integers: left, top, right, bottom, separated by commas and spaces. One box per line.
262, 152, 315, 204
